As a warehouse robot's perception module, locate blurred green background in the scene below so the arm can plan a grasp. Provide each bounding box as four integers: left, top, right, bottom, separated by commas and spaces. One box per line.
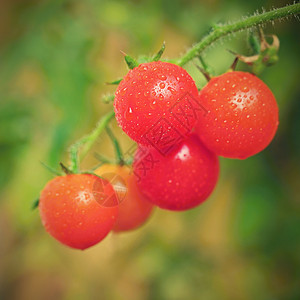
0, 0, 299, 299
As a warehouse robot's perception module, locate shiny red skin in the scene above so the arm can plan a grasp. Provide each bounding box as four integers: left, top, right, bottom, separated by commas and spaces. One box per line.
39, 174, 118, 250
195, 71, 279, 159
114, 61, 199, 147
95, 164, 154, 232
133, 134, 219, 211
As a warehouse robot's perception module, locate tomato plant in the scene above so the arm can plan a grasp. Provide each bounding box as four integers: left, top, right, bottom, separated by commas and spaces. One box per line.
34, 3, 300, 250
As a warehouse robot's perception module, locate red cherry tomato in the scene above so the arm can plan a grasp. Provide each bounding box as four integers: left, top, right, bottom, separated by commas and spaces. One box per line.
39, 173, 118, 250
114, 61, 199, 150
133, 134, 219, 211
195, 71, 279, 159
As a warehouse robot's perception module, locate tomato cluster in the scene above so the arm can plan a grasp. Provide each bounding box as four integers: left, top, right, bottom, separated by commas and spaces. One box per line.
39, 60, 278, 250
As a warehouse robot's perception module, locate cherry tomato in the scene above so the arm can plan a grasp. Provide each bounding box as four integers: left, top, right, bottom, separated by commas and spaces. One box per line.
133, 134, 219, 211
95, 164, 154, 232
39, 173, 118, 250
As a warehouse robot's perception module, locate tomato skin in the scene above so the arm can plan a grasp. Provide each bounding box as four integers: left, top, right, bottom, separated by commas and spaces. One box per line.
133, 134, 219, 211
195, 71, 279, 159
114, 61, 199, 148
95, 164, 154, 232
39, 174, 118, 250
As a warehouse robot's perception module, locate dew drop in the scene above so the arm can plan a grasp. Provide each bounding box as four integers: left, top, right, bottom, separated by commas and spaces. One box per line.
167, 86, 177, 94
150, 101, 157, 109
120, 87, 127, 96
125, 106, 134, 121
159, 82, 165, 89
158, 74, 167, 80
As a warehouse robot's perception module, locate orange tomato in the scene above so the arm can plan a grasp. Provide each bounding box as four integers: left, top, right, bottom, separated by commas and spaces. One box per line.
94, 164, 154, 232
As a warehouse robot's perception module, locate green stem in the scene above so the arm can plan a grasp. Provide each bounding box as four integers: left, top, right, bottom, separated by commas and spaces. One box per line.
106, 126, 124, 165
69, 110, 115, 172
175, 3, 300, 66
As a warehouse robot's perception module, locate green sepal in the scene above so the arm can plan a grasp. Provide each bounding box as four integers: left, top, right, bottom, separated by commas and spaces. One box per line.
101, 94, 115, 104
121, 51, 139, 69
106, 79, 122, 85
153, 42, 166, 61
40, 161, 62, 176
60, 162, 73, 175
32, 198, 39, 210
252, 47, 279, 75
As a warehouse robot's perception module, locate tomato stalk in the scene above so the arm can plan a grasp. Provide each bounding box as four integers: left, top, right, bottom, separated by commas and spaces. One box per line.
174, 3, 300, 66
105, 126, 124, 166
69, 110, 115, 173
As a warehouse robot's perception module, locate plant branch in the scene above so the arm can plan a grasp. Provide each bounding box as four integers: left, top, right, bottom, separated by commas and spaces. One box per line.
69, 110, 115, 172
175, 3, 300, 66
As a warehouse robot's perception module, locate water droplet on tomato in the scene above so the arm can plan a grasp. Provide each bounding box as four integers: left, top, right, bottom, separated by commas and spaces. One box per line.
125, 106, 134, 121
158, 74, 167, 80
120, 87, 127, 96
150, 101, 157, 109
159, 82, 165, 89
167, 86, 177, 94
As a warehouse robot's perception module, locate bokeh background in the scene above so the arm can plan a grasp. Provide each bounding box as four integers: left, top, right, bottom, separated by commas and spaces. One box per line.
0, 0, 299, 299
